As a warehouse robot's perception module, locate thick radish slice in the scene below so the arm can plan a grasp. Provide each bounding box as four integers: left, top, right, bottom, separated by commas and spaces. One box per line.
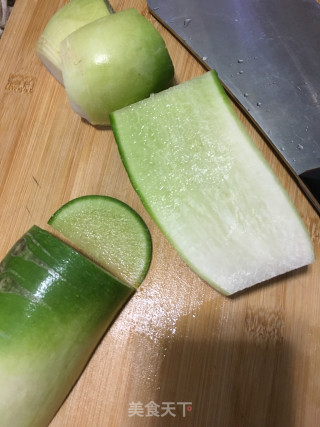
0, 226, 134, 427
48, 195, 152, 288
110, 70, 314, 295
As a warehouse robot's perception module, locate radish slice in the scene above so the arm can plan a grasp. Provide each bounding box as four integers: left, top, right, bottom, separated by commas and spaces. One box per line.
48, 195, 152, 288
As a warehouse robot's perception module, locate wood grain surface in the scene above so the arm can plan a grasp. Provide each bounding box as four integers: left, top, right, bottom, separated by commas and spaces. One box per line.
0, 0, 319, 426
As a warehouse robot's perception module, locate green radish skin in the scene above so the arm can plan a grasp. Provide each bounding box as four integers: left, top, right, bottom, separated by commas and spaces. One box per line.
0, 226, 134, 427
35, 0, 112, 85
110, 70, 315, 295
60, 8, 174, 125
48, 195, 152, 288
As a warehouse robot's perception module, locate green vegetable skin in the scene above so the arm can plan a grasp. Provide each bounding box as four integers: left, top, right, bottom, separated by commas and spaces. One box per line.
110, 70, 315, 295
35, 0, 112, 85
60, 8, 174, 125
0, 226, 134, 427
48, 195, 152, 288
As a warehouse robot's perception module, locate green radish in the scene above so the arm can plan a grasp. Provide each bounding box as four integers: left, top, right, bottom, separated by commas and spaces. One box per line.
35, 0, 113, 85
0, 226, 134, 427
60, 8, 174, 125
0, 197, 152, 426
110, 70, 315, 295
48, 195, 152, 288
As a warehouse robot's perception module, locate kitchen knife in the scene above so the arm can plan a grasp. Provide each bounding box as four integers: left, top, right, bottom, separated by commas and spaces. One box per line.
147, 0, 320, 215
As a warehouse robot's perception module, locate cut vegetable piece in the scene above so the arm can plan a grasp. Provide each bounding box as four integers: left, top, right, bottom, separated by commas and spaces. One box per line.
35, 0, 112, 85
110, 70, 315, 295
48, 195, 152, 288
0, 226, 133, 427
60, 8, 174, 125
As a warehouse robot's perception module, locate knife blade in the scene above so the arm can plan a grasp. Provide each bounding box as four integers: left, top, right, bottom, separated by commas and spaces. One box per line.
147, 0, 320, 215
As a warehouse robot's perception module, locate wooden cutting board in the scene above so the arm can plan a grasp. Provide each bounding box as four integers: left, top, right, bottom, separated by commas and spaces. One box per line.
0, 1, 319, 426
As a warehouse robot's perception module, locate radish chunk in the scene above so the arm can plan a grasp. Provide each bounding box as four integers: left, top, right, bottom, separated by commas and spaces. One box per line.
35, 0, 112, 85
110, 71, 315, 295
0, 226, 134, 427
60, 8, 174, 125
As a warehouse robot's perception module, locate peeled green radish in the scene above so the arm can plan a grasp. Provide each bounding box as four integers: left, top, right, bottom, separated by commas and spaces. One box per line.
110, 70, 315, 295
35, 0, 113, 84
